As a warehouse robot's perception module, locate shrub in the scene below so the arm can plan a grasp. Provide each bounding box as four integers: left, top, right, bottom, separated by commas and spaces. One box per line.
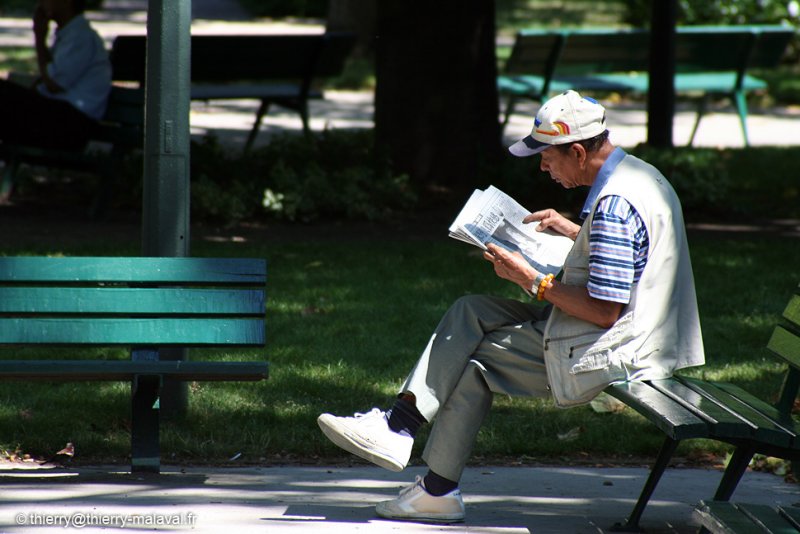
123, 132, 800, 226
630, 145, 800, 221
630, 145, 732, 217
622, 0, 800, 26
190, 130, 417, 225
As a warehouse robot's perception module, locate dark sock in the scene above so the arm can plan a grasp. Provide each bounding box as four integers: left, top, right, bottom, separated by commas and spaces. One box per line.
423, 469, 458, 496
386, 397, 426, 438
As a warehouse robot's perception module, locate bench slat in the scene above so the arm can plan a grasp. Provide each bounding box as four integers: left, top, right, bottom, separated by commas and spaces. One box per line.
605, 380, 708, 440
738, 502, 800, 533
0, 318, 265, 345
768, 326, 800, 370
704, 381, 798, 438
648, 380, 757, 438
0, 257, 266, 284
0, 360, 268, 381
783, 294, 800, 329
694, 501, 756, 534
0, 288, 264, 315
695, 501, 799, 534
503, 32, 563, 76
777, 505, 800, 529
676, 377, 795, 448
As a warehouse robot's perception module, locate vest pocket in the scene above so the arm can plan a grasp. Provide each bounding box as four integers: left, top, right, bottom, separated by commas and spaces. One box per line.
546, 332, 618, 374
569, 343, 613, 374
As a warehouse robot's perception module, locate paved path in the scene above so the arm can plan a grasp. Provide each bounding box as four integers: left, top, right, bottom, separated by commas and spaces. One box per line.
1, 464, 798, 533
2, 3, 798, 151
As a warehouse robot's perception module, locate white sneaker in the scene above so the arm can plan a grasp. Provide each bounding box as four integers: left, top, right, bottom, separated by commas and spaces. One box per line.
317, 408, 413, 472
376, 476, 465, 523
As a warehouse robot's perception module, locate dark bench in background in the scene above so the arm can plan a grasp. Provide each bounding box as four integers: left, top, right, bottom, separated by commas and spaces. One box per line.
0, 256, 269, 473
603, 281, 800, 531
110, 32, 357, 151
498, 25, 795, 145
0, 32, 356, 213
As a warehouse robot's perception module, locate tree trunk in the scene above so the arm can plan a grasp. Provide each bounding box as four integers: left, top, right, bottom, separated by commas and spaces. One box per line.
374, 0, 501, 194
647, 0, 677, 148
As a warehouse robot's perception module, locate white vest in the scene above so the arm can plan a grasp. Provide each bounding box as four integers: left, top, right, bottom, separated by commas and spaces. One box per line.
543, 154, 705, 408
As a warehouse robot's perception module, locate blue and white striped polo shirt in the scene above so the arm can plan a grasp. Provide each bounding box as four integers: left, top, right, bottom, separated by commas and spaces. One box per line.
580, 148, 649, 304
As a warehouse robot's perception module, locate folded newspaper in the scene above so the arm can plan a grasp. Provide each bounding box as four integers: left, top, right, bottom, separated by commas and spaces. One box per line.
448, 185, 574, 275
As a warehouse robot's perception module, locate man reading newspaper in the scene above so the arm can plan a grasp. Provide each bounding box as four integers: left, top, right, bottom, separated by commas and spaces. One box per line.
318, 90, 705, 523
447, 184, 575, 276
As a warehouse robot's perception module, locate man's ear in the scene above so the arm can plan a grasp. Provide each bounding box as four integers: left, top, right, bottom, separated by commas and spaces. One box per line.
570, 143, 587, 168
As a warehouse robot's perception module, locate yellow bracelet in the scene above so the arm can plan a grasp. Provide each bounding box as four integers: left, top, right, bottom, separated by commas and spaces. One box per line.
537, 273, 555, 301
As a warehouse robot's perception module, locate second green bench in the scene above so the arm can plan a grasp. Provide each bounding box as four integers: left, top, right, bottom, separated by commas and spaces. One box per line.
0, 256, 269, 473
499, 25, 795, 145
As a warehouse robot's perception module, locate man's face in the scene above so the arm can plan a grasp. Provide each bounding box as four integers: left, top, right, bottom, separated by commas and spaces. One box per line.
538, 145, 583, 189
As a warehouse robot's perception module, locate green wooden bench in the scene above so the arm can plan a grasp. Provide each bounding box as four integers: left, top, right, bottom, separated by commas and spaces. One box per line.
694, 501, 800, 533
0, 256, 269, 473
602, 281, 800, 532
109, 32, 357, 151
0, 85, 144, 217
498, 25, 795, 145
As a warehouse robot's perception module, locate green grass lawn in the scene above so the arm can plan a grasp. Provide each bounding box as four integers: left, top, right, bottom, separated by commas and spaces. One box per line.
0, 228, 797, 468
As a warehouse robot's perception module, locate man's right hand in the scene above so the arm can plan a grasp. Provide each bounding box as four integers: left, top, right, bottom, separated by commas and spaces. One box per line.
523, 209, 580, 241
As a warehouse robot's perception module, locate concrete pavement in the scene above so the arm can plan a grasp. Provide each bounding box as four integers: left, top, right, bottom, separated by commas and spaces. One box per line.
0, 463, 797, 533
186, 90, 800, 153
3, 3, 799, 152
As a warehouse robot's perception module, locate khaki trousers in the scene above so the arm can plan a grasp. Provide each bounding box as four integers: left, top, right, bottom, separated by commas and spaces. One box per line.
400, 294, 550, 482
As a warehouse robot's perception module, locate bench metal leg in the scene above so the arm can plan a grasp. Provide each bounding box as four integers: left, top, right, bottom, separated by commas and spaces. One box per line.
131, 374, 161, 473
732, 90, 750, 147
299, 102, 311, 136
713, 444, 756, 501
0, 157, 20, 202
501, 96, 518, 134
687, 95, 709, 147
244, 100, 270, 153
611, 436, 680, 532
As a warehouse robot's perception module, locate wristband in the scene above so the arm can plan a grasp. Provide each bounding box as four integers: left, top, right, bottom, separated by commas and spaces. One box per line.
531, 272, 546, 296
537, 273, 555, 301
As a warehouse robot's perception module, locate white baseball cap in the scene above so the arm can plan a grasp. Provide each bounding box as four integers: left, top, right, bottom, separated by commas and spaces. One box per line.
509, 90, 607, 157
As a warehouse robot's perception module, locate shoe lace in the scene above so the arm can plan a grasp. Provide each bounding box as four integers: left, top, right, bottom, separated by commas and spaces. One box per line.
353, 408, 384, 420
398, 475, 424, 498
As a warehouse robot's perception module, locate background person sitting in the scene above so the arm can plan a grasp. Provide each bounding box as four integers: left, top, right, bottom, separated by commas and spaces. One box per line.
0, 0, 111, 151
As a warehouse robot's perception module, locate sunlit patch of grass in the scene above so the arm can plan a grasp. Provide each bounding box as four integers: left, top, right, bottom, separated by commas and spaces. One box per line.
0, 233, 797, 466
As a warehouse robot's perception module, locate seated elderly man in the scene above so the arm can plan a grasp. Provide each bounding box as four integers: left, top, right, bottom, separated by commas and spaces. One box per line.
0, 0, 111, 151
318, 90, 705, 523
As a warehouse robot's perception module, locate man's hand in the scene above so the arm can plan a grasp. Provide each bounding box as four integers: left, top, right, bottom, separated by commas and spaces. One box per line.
32, 2, 63, 93
524, 209, 580, 240
483, 243, 538, 293
484, 240, 624, 328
